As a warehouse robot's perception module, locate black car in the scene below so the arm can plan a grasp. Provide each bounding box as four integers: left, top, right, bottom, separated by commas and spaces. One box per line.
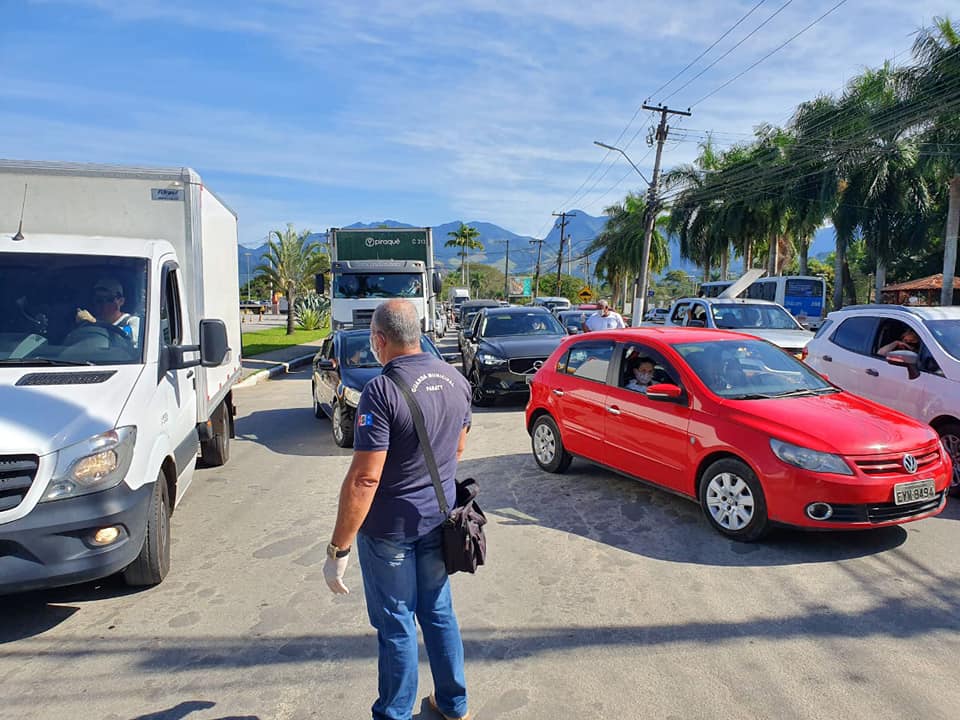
460, 306, 567, 406
457, 299, 500, 352
556, 309, 589, 335
312, 329, 444, 447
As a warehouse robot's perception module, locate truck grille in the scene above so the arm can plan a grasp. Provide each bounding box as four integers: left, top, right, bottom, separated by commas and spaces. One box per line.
508, 357, 547, 375
352, 309, 374, 328
851, 446, 940, 476
0, 455, 39, 512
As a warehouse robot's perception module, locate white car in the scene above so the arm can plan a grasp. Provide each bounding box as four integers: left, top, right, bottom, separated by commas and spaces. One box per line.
804, 304, 960, 493
665, 297, 814, 356
434, 307, 447, 338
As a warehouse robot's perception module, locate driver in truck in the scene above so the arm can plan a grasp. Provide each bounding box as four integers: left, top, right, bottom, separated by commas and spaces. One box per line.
76, 277, 141, 346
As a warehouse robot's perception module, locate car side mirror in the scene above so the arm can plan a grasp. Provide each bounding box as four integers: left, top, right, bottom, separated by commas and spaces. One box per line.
646, 383, 683, 401
442, 353, 459, 364
199, 319, 230, 367
315, 273, 325, 294
316, 358, 336, 371
886, 349, 920, 380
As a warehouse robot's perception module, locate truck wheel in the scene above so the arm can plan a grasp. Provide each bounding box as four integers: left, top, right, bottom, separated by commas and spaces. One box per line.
332, 401, 355, 448
200, 402, 231, 466
123, 472, 171, 587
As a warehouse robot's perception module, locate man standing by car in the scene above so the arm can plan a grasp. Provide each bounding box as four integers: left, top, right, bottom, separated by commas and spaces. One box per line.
583, 299, 626, 332
323, 299, 473, 720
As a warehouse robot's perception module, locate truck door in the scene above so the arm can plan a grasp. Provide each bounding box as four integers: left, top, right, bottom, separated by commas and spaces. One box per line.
159, 263, 198, 499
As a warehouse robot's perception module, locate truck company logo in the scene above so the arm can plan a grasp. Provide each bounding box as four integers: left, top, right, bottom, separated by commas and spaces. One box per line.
151, 188, 184, 201
365, 237, 401, 248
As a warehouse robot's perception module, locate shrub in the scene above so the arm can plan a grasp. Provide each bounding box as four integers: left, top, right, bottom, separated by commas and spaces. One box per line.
295, 293, 330, 331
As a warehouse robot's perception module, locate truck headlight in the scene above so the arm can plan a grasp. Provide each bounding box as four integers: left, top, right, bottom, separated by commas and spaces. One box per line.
477, 352, 506, 366
770, 438, 853, 476
41, 427, 138, 502
342, 385, 363, 407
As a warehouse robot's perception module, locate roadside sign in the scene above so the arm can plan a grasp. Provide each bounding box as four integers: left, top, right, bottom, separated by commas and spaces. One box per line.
647, 290, 655, 297
577, 287, 593, 302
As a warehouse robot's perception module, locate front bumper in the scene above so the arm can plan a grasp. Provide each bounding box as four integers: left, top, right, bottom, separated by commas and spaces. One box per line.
475, 366, 537, 397
0, 481, 153, 595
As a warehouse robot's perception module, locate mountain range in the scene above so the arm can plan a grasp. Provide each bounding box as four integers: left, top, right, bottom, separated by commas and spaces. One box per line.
238, 214, 838, 285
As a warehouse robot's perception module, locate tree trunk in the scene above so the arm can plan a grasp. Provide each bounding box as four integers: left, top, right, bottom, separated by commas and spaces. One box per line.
798, 237, 809, 276
720, 245, 729, 281
843, 260, 857, 306
744, 240, 753, 271
461, 247, 466, 284
703, 262, 711, 283
833, 237, 845, 310
875, 259, 886, 303
767, 236, 778, 276
941, 176, 960, 306
286, 284, 297, 335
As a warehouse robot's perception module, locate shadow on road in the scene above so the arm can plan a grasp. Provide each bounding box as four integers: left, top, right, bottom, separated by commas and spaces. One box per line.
462, 452, 912, 568
234, 405, 352, 460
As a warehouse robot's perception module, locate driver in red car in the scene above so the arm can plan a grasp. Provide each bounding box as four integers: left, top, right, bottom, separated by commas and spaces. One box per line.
76, 277, 140, 347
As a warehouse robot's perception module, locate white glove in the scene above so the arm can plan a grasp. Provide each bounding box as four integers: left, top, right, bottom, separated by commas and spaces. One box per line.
323, 554, 350, 594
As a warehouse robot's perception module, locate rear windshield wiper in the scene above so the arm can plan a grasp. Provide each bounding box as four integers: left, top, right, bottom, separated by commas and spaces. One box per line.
0, 358, 96, 367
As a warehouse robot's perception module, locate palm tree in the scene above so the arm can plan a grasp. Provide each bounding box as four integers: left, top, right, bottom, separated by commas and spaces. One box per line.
255, 224, 328, 335
908, 17, 960, 304
588, 193, 668, 308
446, 223, 484, 283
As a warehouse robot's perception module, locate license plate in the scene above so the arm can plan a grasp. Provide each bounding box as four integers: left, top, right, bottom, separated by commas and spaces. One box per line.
893, 479, 936, 506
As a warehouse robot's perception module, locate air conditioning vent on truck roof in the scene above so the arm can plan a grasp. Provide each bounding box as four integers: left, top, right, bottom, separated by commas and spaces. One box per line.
16, 371, 117, 386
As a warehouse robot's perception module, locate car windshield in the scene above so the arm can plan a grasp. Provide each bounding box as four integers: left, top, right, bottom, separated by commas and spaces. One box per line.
481, 312, 566, 337
0, 252, 148, 366
341, 333, 439, 367
335, 273, 423, 299
674, 339, 835, 399
923, 319, 960, 360
558, 311, 586, 329
711, 303, 802, 330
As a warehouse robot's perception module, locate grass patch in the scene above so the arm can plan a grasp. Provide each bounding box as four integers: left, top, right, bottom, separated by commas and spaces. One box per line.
242, 326, 329, 358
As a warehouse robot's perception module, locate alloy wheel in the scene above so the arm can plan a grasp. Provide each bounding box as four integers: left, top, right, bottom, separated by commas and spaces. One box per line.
533, 423, 556, 465
332, 403, 344, 444
704, 472, 755, 531
942, 432, 960, 490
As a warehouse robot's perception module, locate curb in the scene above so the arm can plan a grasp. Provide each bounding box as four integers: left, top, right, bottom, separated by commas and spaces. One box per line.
234, 351, 317, 389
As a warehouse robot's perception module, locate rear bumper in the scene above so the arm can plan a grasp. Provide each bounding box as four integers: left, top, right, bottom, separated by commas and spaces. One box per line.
0, 482, 152, 596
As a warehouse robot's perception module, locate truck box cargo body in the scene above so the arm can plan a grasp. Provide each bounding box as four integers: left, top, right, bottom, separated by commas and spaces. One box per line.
327, 227, 440, 333
0, 160, 240, 595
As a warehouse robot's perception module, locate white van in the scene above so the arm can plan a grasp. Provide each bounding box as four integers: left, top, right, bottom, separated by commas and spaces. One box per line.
0, 161, 241, 594
532, 296, 571, 313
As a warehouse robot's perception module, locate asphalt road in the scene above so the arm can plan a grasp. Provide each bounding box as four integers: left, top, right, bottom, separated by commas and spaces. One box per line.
2, 346, 960, 720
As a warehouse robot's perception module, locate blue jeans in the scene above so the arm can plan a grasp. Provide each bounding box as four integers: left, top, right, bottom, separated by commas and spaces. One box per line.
357, 526, 468, 720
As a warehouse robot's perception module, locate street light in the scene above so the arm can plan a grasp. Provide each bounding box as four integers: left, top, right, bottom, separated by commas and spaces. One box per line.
593, 140, 654, 325
244, 253, 252, 303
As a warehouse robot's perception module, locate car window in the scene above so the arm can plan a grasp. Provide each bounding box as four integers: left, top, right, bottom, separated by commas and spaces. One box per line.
321, 337, 333, 360
711, 303, 801, 330
688, 303, 708, 327
618, 343, 680, 392
558, 341, 615, 383
481, 311, 565, 337
813, 319, 834, 339
671, 302, 690, 324
830, 316, 878, 355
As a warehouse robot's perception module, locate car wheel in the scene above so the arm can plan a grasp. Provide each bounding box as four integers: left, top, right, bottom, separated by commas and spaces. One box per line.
470, 367, 495, 407
699, 458, 769, 542
936, 421, 960, 496
123, 471, 171, 586
332, 400, 354, 448
531, 415, 573, 473
312, 381, 324, 419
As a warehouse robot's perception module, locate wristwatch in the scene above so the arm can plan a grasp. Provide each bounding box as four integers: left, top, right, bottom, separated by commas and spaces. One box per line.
327, 542, 351, 559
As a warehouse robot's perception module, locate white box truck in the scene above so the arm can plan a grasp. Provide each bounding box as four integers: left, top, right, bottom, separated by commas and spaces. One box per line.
0, 160, 241, 594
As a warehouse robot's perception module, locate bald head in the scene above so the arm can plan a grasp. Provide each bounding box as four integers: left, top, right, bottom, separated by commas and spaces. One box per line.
371, 299, 421, 349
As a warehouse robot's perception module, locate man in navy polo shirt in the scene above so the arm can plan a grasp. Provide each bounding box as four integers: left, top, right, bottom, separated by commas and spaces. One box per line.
323, 299, 472, 720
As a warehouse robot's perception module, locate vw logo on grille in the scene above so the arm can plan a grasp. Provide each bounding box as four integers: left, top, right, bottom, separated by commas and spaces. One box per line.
903, 454, 918, 474
532, 360, 544, 370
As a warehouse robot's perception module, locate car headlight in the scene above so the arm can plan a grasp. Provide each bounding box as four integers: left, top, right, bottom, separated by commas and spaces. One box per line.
341, 385, 363, 407
477, 351, 506, 365
769, 438, 853, 475
41, 427, 138, 502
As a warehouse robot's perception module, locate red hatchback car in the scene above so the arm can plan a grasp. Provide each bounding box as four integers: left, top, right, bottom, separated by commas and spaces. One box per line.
525, 327, 951, 541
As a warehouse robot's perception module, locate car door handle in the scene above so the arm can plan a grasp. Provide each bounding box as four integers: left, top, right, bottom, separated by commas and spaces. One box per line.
552, 389, 564, 396
866, 368, 879, 377
607, 406, 621, 415
822, 355, 832, 362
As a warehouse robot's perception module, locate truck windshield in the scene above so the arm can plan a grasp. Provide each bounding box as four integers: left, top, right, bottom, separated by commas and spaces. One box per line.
0, 253, 148, 366
335, 273, 423, 299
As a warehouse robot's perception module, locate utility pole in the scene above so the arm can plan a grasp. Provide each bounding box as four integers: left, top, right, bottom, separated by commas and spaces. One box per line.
633, 104, 691, 325
530, 237, 545, 299
498, 238, 511, 299
582, 254, 592, 286
553, 211, 575, 296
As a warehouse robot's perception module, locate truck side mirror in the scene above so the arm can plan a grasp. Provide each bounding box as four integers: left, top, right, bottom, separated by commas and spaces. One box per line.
432, 272, 442, 295
200, 319, 230, 367
315, 273, 325, 295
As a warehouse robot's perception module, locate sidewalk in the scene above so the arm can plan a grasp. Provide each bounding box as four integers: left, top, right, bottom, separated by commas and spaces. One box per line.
236, 336, 326, 388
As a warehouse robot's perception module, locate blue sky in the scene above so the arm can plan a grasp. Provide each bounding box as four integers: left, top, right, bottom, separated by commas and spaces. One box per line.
1, 0, 955, 247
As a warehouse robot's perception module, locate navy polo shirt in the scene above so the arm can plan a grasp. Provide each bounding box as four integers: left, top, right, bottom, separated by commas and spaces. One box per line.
354, 352, 472, 540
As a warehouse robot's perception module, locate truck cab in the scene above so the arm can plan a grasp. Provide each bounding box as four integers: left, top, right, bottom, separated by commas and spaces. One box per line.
325, 260, 441, 332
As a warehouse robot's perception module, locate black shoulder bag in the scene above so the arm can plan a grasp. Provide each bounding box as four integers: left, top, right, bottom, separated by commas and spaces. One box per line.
386, 371, 487, 575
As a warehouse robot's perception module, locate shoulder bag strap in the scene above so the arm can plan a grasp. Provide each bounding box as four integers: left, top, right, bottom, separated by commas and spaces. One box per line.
384, 370, 450, 516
